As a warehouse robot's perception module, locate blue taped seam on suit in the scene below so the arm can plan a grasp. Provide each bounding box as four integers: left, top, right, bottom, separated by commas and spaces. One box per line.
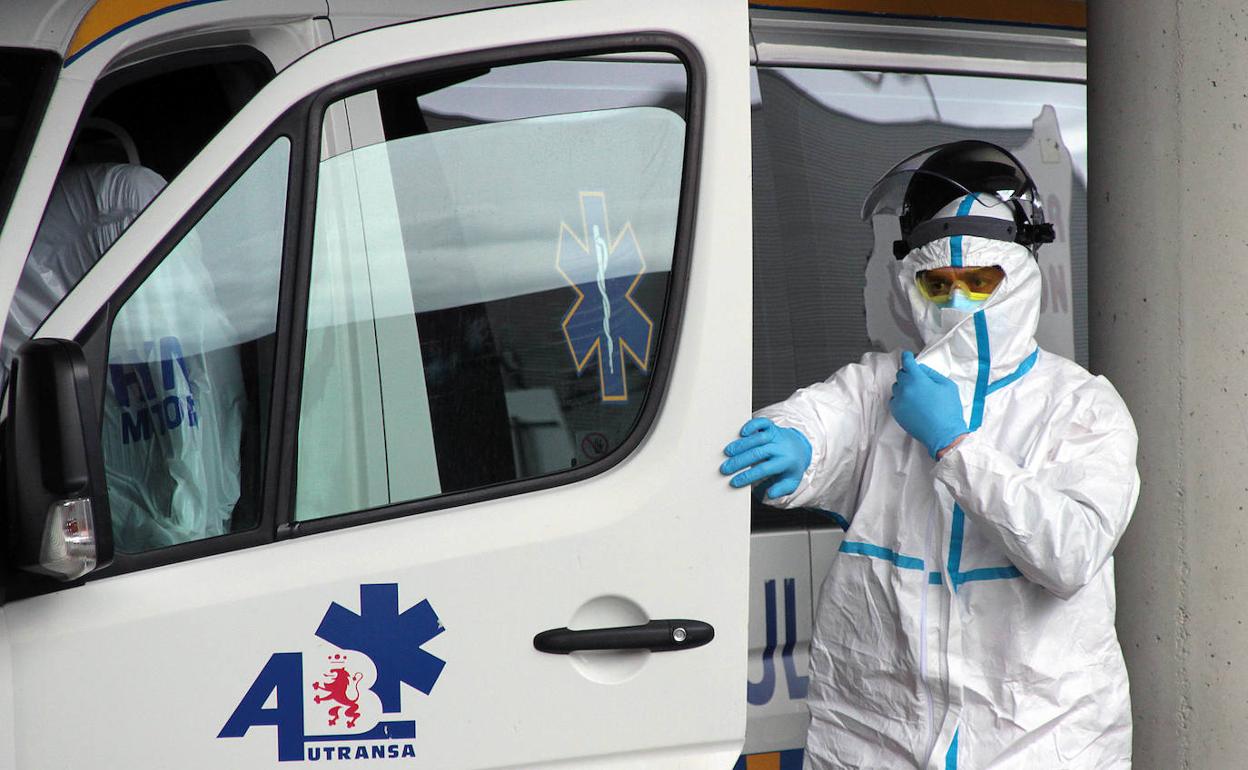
814, 509, 850, 531
987, 348, 1039, 394
949, 500, 1022, 588
970, 312, 990, 431
959, 565, 1023, 582
946, 312, 1024, 588
928, 571, 943, 585
945, 728, 960, 769
947, 504, 966, 583
948, 196, 976, 269
839, 540, 924, 571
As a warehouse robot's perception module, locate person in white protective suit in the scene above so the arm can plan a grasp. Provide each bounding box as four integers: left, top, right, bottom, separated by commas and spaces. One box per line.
4, 163, 246, 552
720, 141, 1140, 769
2, 164, 167, 370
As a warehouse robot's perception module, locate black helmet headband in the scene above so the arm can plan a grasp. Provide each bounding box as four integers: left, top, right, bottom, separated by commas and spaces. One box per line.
862, 141, 1057, 259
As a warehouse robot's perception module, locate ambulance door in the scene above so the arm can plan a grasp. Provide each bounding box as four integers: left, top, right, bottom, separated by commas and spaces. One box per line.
0, 1, 751, 768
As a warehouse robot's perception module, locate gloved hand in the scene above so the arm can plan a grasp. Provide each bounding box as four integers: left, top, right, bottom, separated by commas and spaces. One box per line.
720, 417, 813, 499
890, 350, 969, 459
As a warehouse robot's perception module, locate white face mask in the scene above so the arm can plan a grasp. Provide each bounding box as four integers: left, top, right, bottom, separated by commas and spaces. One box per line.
932, 303, 974, 336
925, 288, 988, 338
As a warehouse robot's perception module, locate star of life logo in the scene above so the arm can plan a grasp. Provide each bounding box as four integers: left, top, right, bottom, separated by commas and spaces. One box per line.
218, 584, 445, 762
556, 191, 654, 402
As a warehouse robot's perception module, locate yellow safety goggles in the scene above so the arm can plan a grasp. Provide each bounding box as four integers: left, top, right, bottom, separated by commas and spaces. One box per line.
915, 266, 1005, 303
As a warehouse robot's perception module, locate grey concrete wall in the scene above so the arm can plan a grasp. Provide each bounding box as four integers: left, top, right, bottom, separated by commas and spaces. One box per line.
1090, 2, 1248, 766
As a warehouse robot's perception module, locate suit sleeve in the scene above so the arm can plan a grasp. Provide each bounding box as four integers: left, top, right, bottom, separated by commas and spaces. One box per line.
752, 354, 887, 515
934, 377, 1140, 599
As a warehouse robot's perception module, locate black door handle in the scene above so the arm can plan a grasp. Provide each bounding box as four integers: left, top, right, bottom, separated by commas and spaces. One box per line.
534, 619, 714, 654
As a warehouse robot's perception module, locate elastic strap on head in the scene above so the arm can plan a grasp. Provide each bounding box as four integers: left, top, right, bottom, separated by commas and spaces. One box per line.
892, 217, 1057, 259
894, 216, 1018, 258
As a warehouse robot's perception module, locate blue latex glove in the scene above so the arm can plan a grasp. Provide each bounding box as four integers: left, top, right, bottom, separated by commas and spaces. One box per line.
720, 417, 813, 500
890, 350, 969, 459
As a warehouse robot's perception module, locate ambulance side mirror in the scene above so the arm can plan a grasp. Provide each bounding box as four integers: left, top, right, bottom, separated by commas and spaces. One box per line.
5, 338, 113, 581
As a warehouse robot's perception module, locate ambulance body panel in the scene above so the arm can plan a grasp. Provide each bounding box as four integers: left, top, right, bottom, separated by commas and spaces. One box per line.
1, 1, 751, 768
0, 2, 1087, 768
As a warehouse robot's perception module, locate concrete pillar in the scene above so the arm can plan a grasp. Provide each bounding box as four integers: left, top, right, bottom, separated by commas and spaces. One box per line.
1090, 2, 1248, 766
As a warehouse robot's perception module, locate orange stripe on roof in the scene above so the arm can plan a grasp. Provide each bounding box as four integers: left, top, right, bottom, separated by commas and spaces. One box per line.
749, 0, 1086, 29
68, 0, 196, 59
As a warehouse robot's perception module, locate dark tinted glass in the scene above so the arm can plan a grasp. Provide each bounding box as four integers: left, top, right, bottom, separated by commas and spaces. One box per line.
0, 49, 56, 228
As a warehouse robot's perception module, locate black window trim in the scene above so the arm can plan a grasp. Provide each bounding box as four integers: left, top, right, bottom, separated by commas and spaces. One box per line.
2, 31, 708, 594
39, 44, 277, 231
277, 32, 707, 539
2, 44, 281, 394
2, 114, 302, 600
0, 48, 61, 233
65, 120, 308, 586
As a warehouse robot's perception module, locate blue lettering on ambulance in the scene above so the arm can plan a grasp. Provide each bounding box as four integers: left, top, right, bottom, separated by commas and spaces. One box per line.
161, 395, 182, 430
120, 409, 153, 444
109, 336, 199, 445
218, 653, 305, 762
305, 743, 416, 761
108, 360, 154, 408
220, 585, 441, 762
747, 578, 809, 706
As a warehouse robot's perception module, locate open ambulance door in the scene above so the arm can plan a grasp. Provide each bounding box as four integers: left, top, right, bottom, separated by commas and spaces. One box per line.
0, 1, 752, 768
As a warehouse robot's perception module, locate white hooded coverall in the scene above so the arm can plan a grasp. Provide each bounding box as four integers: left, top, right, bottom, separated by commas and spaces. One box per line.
6, 164, 247, 552
757, 217, 1140, 769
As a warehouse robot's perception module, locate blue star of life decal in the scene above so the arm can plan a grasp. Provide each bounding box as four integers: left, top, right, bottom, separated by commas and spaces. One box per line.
556, 191, 654, 402
316, 584, 446, 713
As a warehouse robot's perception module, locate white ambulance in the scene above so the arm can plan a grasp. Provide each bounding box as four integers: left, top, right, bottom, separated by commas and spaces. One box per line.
0, 1, 1086, 768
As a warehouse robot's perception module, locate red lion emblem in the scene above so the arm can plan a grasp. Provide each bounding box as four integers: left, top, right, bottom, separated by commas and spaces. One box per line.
312, 654, 364, 728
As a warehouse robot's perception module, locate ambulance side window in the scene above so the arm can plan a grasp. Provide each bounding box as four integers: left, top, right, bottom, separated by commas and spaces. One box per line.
101, 138, 289, 552
294, 56, 688, 521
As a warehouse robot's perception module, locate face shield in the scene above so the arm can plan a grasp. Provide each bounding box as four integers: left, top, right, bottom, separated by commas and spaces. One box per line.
861, 141, 1055, 258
